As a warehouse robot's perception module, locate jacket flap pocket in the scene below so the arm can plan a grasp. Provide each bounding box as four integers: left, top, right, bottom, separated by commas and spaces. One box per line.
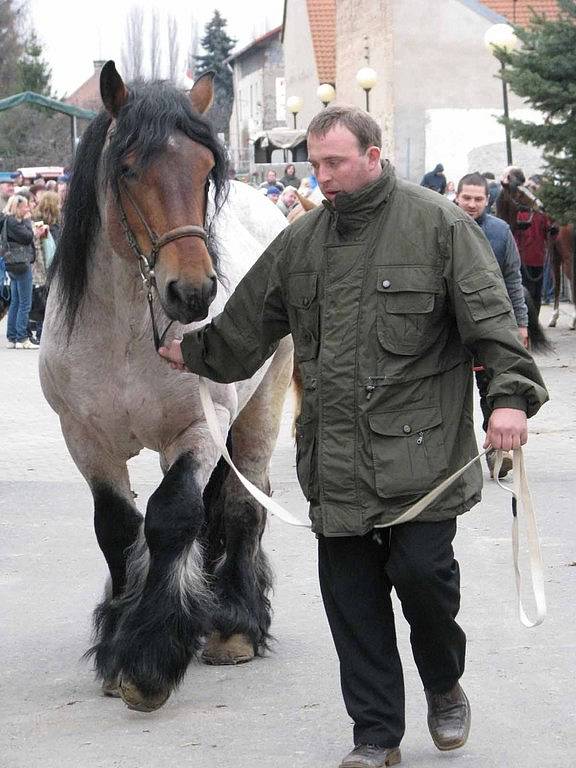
288, 273, 318, 308
459, 273, 496, 294
369, 406, 443, 437
377, 265, 441, 294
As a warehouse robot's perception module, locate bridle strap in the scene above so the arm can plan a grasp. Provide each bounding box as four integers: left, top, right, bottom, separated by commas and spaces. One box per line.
116, 178, 210, 352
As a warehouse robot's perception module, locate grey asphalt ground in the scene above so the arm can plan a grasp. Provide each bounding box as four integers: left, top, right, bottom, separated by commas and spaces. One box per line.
1, 304, 575, 768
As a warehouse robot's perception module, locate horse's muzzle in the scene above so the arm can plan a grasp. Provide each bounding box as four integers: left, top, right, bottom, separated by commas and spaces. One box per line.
164, 275, 217, 323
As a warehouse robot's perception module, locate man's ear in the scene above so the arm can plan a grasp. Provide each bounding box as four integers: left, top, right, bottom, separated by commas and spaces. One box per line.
367, 146, 382, 169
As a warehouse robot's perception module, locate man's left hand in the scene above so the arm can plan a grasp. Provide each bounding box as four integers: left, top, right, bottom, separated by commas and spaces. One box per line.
518, 326, 529, 349
484, 407, 528, 451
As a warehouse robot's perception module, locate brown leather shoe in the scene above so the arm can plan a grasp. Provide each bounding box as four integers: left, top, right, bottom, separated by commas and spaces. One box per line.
339, 744, 401, 767
425, 682, 471, 751
486, 448, 513, 479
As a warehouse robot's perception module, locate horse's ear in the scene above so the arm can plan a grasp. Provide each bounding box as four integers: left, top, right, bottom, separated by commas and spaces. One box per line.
100, 60, 129, 117
189, 71, 214, 115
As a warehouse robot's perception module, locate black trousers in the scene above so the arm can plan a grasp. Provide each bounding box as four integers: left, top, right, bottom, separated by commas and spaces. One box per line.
318, 519, 466, 748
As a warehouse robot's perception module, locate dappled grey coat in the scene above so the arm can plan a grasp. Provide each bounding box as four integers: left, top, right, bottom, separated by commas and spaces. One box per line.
181, 164, 548, 536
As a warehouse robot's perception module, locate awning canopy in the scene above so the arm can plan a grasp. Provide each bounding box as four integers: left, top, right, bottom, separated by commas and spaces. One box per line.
252, 128, 307, 150
0, 91, 97, 120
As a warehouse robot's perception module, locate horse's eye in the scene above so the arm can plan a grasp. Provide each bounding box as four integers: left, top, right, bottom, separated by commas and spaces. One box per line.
120, 165, 136, 180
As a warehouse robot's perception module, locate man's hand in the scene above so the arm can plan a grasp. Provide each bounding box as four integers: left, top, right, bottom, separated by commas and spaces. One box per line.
519, 326, 529, 349
484, 407, 528, 451
158, 339, 188, 371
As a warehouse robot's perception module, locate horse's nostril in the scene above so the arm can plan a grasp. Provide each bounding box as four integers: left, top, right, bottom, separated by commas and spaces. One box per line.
206, 274, 217, 301
166, 280, 182, 306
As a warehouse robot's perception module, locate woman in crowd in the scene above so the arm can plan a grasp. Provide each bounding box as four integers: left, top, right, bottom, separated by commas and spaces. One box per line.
27, 191, 61, 342
1, 194, 37, 349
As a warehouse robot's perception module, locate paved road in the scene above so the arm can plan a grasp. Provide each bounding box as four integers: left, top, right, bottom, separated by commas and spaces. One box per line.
1, 306, 575, 768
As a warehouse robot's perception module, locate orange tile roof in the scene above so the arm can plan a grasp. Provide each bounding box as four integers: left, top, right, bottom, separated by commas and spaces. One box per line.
481, 0, 560, 26
306, 0, 336, 84
65, 68, 103, 113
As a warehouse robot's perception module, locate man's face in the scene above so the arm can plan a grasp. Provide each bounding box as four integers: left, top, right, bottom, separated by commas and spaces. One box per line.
282, 190, 297, 207
307, 124, 381, 202
455, 184, 488, 220
0, 182, 14, 197
266, 170, 277, 183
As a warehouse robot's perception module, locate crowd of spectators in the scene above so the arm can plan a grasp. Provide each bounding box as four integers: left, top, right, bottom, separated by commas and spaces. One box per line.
0, 172, 66, 348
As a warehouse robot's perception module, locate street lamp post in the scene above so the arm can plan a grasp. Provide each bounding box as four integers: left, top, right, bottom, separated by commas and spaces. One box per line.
356, 67, 378, 112
286, 95, 303, 129
484, 23, 519, 166
317, 83, 336, 108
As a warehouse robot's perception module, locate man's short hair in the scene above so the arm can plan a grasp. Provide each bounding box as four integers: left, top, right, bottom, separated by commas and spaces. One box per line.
307, 105, 382, 153
457, 173, 488, 195
482, 171, 495, 180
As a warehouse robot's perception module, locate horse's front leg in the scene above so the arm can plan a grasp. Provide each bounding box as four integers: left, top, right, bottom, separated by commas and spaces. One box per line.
59, 417, 143, 697
203, 338, 293, 665
113, 451, 213, 712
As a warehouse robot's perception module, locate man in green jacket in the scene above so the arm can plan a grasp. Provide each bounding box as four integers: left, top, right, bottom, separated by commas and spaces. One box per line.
159, 106, 548, 768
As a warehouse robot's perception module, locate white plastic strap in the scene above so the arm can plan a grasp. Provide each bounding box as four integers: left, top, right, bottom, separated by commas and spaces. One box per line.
200, 377, 546, 626
198, 377, 310, 527
494, 449, 547, 627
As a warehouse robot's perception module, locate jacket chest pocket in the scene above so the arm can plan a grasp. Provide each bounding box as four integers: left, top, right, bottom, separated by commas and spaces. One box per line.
288, 273, 320, 362
376, 265, 441, 355
368, 405, 448, 498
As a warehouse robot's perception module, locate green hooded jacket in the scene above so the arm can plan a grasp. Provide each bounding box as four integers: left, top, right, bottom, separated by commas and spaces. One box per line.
181, 164, 548, 536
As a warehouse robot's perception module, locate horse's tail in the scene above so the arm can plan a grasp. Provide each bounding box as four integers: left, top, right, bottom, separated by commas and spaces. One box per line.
524, 286, 554, 353
291, 359, 303, 439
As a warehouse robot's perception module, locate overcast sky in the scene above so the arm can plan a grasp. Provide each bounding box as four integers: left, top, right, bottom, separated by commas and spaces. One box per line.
28, 0, 284, 96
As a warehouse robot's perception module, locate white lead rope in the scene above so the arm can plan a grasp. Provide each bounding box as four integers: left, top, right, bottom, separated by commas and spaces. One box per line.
199, 377, 546, 626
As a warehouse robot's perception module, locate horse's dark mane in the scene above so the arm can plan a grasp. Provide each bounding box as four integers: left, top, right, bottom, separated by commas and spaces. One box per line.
49, 80, 229, 335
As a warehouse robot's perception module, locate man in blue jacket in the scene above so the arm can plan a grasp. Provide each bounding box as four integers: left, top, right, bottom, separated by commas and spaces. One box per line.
456, 172, 528, 478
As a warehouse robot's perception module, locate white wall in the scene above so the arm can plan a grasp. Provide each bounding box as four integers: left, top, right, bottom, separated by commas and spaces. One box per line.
424, 107, 545, 185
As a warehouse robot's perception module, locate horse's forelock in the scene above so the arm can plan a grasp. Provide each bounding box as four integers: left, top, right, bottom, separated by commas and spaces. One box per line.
104, 81, 229, 210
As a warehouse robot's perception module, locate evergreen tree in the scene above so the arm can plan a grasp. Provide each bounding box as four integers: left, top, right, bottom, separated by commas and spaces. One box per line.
17, 30, 52, 95
195, 10, 236, 140
502, 0, 576, 223
0, 0, 25, 97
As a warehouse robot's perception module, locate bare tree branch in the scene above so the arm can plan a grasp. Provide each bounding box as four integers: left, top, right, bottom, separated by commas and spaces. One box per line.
149, 9, 161, 80
186, 16, 199, 81
121, 5, 144, 81
167, 14, 180, 84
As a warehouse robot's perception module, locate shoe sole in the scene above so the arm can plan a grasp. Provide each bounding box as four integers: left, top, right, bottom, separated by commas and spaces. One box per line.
340, 747, 401, 767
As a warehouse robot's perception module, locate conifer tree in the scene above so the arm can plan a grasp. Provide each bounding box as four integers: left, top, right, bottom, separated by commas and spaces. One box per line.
502, 0, 576, 223
195, 10, 236, 141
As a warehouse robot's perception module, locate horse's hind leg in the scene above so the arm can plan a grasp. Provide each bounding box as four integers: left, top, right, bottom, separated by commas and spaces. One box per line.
549, 244, 562, 327
111, 452, 213, 712
203, 338, 293, 665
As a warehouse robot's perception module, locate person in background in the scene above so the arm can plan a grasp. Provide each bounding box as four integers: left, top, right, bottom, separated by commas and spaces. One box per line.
276, 186, 299, 217
1, 194, 37, 349
265, 186, 281, 205
445, 181, 456, 202
57, 173, 70, 209
421, 163, 447, 194
482, 172, 500, 213
0, 179, 15, 208
259, 169, 285, 192
280, 163, 301, 190
455, 172, 528, 480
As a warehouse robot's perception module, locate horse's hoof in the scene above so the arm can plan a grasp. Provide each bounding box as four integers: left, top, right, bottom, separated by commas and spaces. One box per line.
119, 677, 170, 712
202, 631, 255, 665
102, 678, 121, 698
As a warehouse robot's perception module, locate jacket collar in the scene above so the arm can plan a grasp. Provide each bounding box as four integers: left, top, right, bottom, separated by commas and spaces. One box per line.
322, 162, 396, 234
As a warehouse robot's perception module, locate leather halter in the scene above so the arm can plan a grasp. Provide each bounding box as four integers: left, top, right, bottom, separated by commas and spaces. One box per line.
117, 178, 210, 350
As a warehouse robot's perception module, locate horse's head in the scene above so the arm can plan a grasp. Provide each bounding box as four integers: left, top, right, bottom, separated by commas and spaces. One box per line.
99, 61, 226, 324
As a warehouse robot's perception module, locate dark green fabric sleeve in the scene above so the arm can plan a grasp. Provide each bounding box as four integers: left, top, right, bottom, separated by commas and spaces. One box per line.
445, 218, 549, 418
180, 231, 290, 383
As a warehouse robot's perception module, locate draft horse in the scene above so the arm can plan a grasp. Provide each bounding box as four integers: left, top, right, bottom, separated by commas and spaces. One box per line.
39, 62, 293, 712
497, 168, 576, 332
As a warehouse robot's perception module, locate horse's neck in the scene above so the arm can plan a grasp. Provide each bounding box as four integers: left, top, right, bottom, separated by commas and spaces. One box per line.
87, 238, 148, 328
